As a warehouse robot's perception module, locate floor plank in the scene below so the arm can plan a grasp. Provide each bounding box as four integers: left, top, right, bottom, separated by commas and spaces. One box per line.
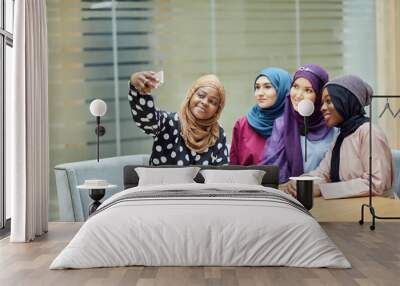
0, 222, 399, 286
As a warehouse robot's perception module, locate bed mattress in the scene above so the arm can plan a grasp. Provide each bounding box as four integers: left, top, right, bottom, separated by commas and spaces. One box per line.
50, 183, 350, 269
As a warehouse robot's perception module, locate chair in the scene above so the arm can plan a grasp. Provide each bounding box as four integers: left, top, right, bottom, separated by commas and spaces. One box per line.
54, 154, 150, 221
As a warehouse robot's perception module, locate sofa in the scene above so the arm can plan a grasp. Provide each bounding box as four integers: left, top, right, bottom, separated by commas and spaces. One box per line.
54, 154, 150, 221
54, 150, 400, 222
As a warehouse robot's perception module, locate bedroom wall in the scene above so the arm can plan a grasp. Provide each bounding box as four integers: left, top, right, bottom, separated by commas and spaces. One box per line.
376, 0, 400, 149
47, 0, 377, 220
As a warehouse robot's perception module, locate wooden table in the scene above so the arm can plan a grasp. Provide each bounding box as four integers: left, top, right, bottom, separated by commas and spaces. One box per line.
310, 196, 400, 222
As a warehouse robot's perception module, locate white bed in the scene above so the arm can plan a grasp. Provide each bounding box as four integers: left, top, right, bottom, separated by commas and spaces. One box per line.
50, 183, 351, 269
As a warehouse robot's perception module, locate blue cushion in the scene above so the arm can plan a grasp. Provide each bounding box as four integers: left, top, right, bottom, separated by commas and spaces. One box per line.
392, 149, 400, 198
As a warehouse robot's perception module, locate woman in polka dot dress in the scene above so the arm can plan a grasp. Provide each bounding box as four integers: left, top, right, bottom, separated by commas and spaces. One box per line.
129, 71, 229, 166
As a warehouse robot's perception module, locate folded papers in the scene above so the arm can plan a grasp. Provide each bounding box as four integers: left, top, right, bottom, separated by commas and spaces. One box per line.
320, 178, 369, 199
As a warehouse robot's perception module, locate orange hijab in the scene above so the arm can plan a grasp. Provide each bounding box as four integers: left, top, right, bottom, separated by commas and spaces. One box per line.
179, 74, 225, 153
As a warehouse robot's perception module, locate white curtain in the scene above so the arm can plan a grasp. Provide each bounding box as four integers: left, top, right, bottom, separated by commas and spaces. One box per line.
7, 0, 49, 242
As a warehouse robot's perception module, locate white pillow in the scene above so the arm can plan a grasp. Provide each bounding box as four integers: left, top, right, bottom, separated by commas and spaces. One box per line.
200, 169, 266, 185
135, 167, 200, 186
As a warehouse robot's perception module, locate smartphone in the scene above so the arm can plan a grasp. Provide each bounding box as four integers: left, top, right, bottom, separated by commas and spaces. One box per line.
154, 71, 164, 88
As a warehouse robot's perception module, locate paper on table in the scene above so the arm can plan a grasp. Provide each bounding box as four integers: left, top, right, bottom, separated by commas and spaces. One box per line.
154, 71, 164, 88
320, 178, 369, 199
289, 176, 322, 181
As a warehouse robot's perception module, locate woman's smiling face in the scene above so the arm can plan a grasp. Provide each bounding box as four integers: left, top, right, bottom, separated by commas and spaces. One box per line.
290, 77, 317, 112
189, 86, 220, 120
254, 76, 277, 109
320, 87, 344, 128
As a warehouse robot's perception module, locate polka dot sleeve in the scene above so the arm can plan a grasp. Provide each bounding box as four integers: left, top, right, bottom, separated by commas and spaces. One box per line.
128, 83, 167, 136
213, 130, 229, 165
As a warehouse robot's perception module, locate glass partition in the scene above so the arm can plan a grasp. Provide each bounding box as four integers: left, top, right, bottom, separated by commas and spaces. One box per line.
47, 0, 377, 220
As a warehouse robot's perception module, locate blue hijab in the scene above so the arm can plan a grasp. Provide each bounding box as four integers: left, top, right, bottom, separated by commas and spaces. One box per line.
246, 67, 292, 138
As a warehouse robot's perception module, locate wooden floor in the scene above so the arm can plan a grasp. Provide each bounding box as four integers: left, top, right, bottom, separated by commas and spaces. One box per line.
0, 222, 399, 286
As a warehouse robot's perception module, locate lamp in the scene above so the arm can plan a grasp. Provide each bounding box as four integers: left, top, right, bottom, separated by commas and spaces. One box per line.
79, 99, 109, 216
298, 99, 314, 162
89, 99, 107, 162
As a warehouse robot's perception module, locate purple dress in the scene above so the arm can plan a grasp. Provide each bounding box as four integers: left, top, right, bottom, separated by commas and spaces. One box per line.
230, 117, 268, 165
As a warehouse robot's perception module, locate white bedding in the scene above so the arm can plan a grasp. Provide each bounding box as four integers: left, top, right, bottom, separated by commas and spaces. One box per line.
50, 183, 351, 269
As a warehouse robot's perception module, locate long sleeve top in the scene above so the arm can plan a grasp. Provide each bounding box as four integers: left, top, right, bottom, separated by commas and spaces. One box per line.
230, 116, 268, 165
262, 116, 338, 183
305, 123, 394, 196
300, 131, 338, 173
128, 84, 229, 166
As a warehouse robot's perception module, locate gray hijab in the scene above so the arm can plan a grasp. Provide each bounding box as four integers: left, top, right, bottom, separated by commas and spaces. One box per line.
324, 74, 373, 107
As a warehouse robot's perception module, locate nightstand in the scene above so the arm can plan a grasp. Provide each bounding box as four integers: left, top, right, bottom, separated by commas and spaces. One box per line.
77, 180, 117, 215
